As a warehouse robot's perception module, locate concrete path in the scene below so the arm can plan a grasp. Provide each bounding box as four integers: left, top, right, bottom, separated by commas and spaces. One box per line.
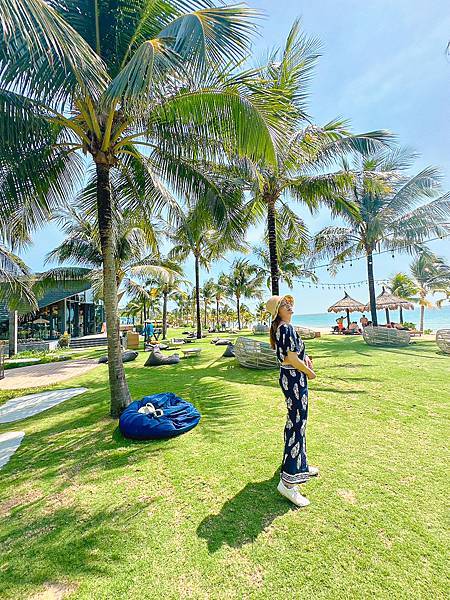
0, 431, 25, 468
0, 388, 88, 423
0, 358, 100, 390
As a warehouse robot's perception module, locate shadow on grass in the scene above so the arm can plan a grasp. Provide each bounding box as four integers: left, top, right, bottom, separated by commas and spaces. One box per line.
197, 470, 294, 553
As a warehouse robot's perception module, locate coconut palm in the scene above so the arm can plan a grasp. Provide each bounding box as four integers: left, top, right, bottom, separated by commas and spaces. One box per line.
2, 0, 281, 416
201, 278, 217, 330
315, 149, 450, 325
169, 202, 248, 338
253, 233, 317, 291
224, 259, 264, 330
409, 252, 450, 332
212, 273, 230, 330
240, 20, 392, 295
146, 265, 186, 339
0, 243, 37, 314
388, 273, 419, 323
46, 206, 173, 302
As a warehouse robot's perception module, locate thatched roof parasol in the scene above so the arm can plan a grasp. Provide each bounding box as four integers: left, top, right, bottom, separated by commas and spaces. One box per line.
365, 287, 414, 323
328, 292, 366, 327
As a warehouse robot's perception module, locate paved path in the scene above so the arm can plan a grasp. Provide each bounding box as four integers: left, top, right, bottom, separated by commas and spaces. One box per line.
0, 431, 25, 468
0, 358, 100, 390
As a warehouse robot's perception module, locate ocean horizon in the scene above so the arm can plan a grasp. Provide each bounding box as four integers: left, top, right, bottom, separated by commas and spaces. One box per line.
292, 304, 450, 332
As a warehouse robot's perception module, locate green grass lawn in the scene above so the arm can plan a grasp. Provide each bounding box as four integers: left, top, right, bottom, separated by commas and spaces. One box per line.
0, 334, 449, 599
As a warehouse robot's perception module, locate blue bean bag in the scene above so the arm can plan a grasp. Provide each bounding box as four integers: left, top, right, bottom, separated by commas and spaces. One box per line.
119, 393, 201, 440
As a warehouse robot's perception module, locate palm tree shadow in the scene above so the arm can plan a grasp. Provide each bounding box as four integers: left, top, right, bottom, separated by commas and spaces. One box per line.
197, 470, 294, 553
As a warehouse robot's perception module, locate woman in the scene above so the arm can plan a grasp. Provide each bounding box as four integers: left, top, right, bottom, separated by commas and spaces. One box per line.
266, 294, 319, 507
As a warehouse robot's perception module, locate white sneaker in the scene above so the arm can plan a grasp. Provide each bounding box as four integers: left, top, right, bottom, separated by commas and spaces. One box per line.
308, 466, 319, 477
277, 480, 310, 507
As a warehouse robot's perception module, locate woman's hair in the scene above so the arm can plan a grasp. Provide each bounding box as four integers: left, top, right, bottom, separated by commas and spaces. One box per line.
269, 314, 282, 349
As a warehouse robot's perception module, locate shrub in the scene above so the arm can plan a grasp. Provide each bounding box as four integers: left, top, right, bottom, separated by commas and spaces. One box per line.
402, 321, 416, 329
58, 332, 71, 348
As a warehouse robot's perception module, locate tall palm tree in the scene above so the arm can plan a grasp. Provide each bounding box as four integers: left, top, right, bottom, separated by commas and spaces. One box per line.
213, 273, 229, 330
253, 233, 317, 291
224, 259, 264, 330
315, 150, 450, 325
410, 252, 450, 332
169, 202, 247, 338
46, 206, 173, 303
201, 278, 216, 330
2, 0, 280, 416
146, 265, 186, 339
388, 273, 419, 323
241, 20, 392, 295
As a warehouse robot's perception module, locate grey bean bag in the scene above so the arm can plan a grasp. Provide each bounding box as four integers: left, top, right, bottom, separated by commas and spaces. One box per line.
145, 347, 180, 366
222, 343, 235, 358
98, 351, 138, 364
215, 339, 232, 346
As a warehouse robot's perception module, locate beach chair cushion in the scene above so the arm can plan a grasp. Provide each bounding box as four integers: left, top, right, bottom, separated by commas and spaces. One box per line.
436, 329, 450, 354
119, 393, 201, 440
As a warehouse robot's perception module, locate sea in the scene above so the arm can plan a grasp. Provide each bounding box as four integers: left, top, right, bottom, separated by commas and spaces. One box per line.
292, 304, 450, 332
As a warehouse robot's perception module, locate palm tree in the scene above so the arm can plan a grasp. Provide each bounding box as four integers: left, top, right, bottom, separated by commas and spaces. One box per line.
241, 20, 391, 295
315, 149, 450, 325
410, 252, 450, 332
2, 1, 280, 416
201, 278, 216, 330
224, 259, 264, 330
388, 273, 419, 323
169, 203, 247, 339
213, 273, 229, 330
146, 265, 186, 339
254, 233, 317, 291
46, 206, 173, 303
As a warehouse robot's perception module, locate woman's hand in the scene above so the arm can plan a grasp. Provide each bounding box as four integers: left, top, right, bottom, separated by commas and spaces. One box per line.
306, 368, 316, 380
304, 355, 313, 370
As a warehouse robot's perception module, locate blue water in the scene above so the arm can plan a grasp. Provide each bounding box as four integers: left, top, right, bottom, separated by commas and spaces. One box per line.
292, 305, 450, 331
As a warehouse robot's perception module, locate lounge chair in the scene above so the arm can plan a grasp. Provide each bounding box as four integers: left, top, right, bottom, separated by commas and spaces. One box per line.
234, 337, 278, 369
363, 326, 411, 347
436, 329, 450, 354
253, 324, 269, 335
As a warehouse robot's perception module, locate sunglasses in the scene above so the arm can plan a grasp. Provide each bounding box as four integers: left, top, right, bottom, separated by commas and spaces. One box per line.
279, 300, 293, 309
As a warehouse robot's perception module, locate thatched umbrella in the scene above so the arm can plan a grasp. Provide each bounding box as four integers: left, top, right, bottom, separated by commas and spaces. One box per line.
364, 287, 414, 324
328, 291, 366, 328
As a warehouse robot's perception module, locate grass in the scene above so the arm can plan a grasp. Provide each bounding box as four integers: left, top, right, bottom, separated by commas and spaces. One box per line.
0, 333, 449, 599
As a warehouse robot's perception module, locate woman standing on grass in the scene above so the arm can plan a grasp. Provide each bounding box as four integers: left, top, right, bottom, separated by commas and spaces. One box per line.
266, 295, 319, 507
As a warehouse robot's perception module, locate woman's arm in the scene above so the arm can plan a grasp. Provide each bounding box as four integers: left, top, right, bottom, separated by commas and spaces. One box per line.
285, 351, 316, 379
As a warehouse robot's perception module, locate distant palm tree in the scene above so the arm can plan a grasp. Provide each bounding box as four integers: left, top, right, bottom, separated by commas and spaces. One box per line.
169, 203, 247, 338
201, 278, 217, 330
410, 252, 450, 332
315, 149, 450, 325
2, 0, 280, 415
242, 20, 391, 295
254, 234, 317, 290
146, 264, 186, 339
388, 273, 419, 323
213, 274, 230, 331
46, 207, 173, 304
224, 259, 264, 330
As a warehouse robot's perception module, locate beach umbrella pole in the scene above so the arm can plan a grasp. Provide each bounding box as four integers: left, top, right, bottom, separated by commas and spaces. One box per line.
346, 309, 350, 328
385, 308, 390, 324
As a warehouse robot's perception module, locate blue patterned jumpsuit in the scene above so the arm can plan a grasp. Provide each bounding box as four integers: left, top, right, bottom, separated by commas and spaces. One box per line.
275, 323, 310, 485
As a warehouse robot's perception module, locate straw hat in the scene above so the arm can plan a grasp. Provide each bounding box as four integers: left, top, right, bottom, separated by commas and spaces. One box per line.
265, 294, 294, 319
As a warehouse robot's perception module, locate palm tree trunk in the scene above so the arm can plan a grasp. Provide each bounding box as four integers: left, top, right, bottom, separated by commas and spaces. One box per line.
385, 308, 390, 324
267, 196, 280, 296
96, 163, 131, 418
194, 254, 202, 339
143, 298, 147, 322
204, 301, 207, 329
236, 294, 241, 330
399, 306, 403, 324
420, 304, 425, 333
162, 290, 168, 339
366, 251, 378, 326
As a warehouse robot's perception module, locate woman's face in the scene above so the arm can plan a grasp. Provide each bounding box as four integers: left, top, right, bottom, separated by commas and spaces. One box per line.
278, 298, 294, 322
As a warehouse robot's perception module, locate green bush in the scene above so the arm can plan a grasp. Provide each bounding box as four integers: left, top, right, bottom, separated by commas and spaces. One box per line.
402, 321, 416, 329
58, 332, 71, 348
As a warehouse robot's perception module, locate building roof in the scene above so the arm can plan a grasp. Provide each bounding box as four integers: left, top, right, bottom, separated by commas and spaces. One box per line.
36, 280, 92, 309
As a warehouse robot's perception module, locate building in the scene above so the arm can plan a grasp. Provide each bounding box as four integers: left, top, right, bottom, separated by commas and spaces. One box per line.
0, 280, 104, 343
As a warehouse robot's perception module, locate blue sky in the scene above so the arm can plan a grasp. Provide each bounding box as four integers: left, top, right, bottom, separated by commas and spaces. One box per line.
20, 0, 450, 315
